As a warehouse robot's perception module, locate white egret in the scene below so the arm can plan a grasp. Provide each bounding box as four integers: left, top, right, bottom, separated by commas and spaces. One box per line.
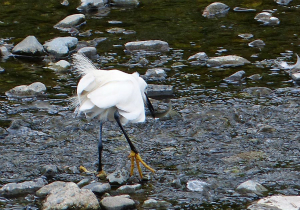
72, 53, 155, 179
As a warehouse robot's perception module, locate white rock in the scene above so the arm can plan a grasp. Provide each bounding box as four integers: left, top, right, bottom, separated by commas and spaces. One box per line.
54, 14, 85, 29
203, 2, 230, 18
248, 195, 300, 210
12, 35, 45, 56
142, 198, 171, 208
77, 0, 108, 10
186, 180, 209, 192
44, 37, 78, 57
275, 0, 293, 5
236, 180, 267, 195
207, 55, 250, 67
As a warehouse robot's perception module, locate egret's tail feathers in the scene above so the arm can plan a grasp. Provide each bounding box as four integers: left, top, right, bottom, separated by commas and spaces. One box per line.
73, 53, 98, 75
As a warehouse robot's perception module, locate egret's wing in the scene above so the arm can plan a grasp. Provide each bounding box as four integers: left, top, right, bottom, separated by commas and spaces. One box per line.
73, 53, 98, 75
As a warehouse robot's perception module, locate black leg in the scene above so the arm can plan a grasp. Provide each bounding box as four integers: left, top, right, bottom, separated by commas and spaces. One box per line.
114, 111, 139, 154
98, 121, 103, 172
145, 93, 155, 119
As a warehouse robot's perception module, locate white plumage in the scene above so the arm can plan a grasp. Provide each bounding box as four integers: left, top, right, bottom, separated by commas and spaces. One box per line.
73, 53, 148, 124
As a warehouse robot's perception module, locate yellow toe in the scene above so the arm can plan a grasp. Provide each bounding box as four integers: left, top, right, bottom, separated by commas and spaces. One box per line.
96, 170, 107, 179
128, 151, 155, 178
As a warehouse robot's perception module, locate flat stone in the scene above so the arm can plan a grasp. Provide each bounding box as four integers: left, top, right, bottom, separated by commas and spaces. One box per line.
37, 181, 99, 210
207, 55, 250, 67
107, 168, 130, 185
43, 37, 78, 58
146, 84, 173, 97
54, 14, 85, 30
248, 195, 300, 210
236, 180, 267, 196
5, 82, 46, 97
142, 198, 172, 209
125, 40, 169, 53
83, 182, 111, 194
100, 195, 135, 210
12, 35, 45, 56
0, 178, 47, 196
116, 184, 141, 194
203, 2, 230, 18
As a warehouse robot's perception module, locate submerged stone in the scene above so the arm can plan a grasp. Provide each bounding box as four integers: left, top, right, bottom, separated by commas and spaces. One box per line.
142, 198, 172, 209
202, 2, 230, 18
77, 0, 108, 11
111, 0, 139, 6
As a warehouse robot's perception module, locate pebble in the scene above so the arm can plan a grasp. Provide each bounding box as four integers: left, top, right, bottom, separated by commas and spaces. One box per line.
100, 195, 136, 210
43, 37, 78, 58
107, 168, 130, 185
202, 2, 230, 18
0, 46, 12, 58
124, 40, 169, 53
37, 181, 99, 210
238, 33, 254, 40
248, 195, 300, 210
207, 55, 250, 67
224, 70, 245, 84
236, 180, 268, 196
54, 14, 85, 31
186, 180, 209, 192
83, 182, 111, 194
116, 184, 141, 194
0, 178, 47, 196
12, 35, 45, 56
248, 74, 262, 81
5, 82, 46, 98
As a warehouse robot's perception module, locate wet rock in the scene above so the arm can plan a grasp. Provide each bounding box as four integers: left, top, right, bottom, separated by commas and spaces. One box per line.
43, 37, 78, 58
254, 12, 280, 25
248, 39, 265, 49
233, 7, 256, 12
47, 60, 71, 72
224, 70, 245, 84
188, 52, 208, 61
202, 2, 230, 18
244, 87, 273, 97
116, 184, 141, 194
41, 165, 59, 177
275, 0, 293, 5
54, 14, 85, 31
5, 82, 46, 97
79, 29, 93, 37
236, 180, 267, 196
77, 47, 97, 59
144, 68, 167, 81
258, 125, 276, 133
107, 168, 130, 185
248, 74, 262, 81
83, 182, 111, 194
0, 46, 11, 58
248, 195, 300, 210
100, 195, 135, 210
0, 178, 47, 196
77, 178, 91, 188
12, 35, 45, 56
238, 33, 254, 40
291, 72, 300, 81
142, 198, 172, 209
106, 27, 125, 34
111, 0, 139, 6
37, 181, 99, 209
124, 40, 169, 53
207, 55, 250, 67
186, 180, 209, 192
61, 0, 69, 6
64, 166, 80, 174
77, 0, 108, 11
146, 84, 173, 97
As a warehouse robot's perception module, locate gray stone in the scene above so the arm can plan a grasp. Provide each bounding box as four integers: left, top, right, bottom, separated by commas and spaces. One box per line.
83, 182, 111, 194
0, 178, 47, 196
249, 39, 265, 48
244, 87, 273, 97
37, 181, 99, 210
0, 46, 11, 58
54, 14, 85, 30
248, 195, 300, 210
146, 84, 173, 97
41, 165, 59, 177
224, 70, 245, 84
77, 47, 97, 59
144, 68, 167, 81
5, 82, 46, 97
188, 52, 208, 61
125, 40, 169, 53
116, 184, 141, 194
107, 168, 130, 185
291, 72, 300, 81
44, 37, 78, 58
275, 0, 293, 5
77, 178, 91, 188
77, 0, 108, 11
48, 60, 71, 72
186, 180, 209, 192
207, 55, 250, 67
12, 36, 45, 56
236, 180, 267, 196
248, 74, 262, 81
100, 195, 135, 210
142, 198, 172, 209
202, 2, 230, 18
254, 12, 272, 22
111, 0, 139, 6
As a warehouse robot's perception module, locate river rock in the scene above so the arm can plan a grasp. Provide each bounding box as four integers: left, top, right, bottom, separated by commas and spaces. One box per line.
54, 14, 85, 31
0, 46, 11, 58
248, 39, 265, 48
254, 12, 279, 25
107, 168, 130, 185
83, 182, 111, 194
236, 180, 267, 196
48, 60, 71, 72
37, 181, 100, 210
5, 82, 46, 97
77, 0, 108, 11
12, 35, 45, 56
43, 37, 78, 58
142, 198, 172, 209
248, 195, 300, 210
111, 0, 139, 6
188, 52, 208, 61
248, 74, 262, 81
186, 180, 209, 192
207, 55, 250, 67
0, 178, 47, 196
144, 68, 167, 81
202, 2, 230, 18
41, 165, 59, 177
77, 178, 91, 188
146, 84, 173, 97
291, 72, 300, 81
116, 184, 141, 194
275, 0, 293, 5
224, 70, 245, 84
77, 46, 97, 59
125, 40, 169, 53
100, 195, 136, 210
244, 87, 273, 97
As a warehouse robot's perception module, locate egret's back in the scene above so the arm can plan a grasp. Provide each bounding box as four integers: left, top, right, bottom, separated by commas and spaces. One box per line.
73, 54, 147, 124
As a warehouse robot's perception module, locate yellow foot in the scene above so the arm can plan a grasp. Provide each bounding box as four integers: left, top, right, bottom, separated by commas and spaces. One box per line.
96, 170, 107, 180
128, 151, 155, 179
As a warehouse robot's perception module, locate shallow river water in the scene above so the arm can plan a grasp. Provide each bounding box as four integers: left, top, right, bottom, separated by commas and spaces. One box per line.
1, 0, 300, 209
